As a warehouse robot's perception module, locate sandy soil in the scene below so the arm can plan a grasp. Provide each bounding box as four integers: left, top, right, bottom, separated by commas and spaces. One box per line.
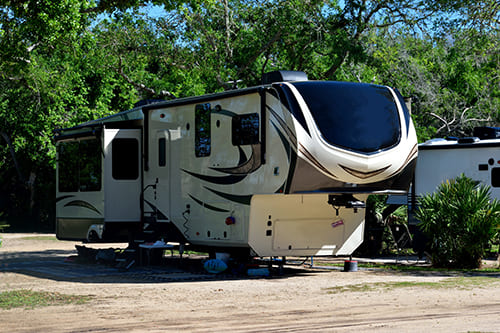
1, 233, 500, 333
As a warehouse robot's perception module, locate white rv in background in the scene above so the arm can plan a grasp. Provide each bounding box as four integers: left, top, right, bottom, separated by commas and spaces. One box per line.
407, 127, 500, 226
54, 71, 418, 258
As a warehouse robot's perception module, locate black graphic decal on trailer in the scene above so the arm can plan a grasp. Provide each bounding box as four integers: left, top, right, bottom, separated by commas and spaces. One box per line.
188, 194, 231, 212
210, 145, 262, 175
182, 169, 246, 185
63, 200, 101, 215
204, 187, 253, 205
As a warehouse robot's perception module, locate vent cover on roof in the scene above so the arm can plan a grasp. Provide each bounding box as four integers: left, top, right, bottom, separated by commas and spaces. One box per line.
262, 70, 308, 84
473, 127, 500, 140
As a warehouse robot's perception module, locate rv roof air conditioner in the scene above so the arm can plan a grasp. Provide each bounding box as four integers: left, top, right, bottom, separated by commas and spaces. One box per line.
473, 127, 500, 140
262, 70, 308, 84
457, 137, 480, 144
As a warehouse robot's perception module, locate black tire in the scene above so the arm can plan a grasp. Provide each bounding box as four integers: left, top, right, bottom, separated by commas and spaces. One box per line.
87, 230, 99, 242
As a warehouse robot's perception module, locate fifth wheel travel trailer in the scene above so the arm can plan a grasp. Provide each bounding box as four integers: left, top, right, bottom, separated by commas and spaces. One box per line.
54, 71, 418, 258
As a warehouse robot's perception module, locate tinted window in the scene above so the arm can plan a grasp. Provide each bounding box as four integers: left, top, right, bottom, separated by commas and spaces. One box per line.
58, 139, 101, 192
80, 139, 102, 191
159, 138, 166, 167
291, 81, 401, 153
492, 167, 500, 187
232, 113, 260, 145
195, 103, 211, 157
112, 138, 139, 180
58, 141, 79, 192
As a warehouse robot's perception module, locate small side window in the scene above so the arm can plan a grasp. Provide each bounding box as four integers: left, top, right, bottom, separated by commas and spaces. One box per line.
492, 167, 500, 187
112, 138, 139, 180
159, 138, 166, 167
232, 113, 260, 146
195, 103, 211, 157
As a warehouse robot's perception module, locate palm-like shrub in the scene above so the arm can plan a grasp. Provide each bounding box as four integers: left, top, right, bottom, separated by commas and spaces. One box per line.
416, 174, 500, 268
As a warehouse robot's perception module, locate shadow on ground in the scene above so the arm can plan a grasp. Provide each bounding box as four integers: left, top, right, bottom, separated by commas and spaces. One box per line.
0, 248, 315, 284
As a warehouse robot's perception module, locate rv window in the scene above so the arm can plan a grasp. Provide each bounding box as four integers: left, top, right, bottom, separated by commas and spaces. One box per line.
79, 139, 102, 191
58, 141, 79, 192
232, 113, 260, 146
58, 139, 101, 192
112, 138, 139, 180
159, 138, 166, 167
195, 103, 211, 157
492, 168, 500, 187
292, 81, 400, 153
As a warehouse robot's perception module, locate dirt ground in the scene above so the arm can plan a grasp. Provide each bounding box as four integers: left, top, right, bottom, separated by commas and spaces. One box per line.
1, 233, 500, 333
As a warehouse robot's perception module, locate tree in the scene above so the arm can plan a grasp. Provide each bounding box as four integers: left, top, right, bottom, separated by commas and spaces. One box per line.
176, 0, 448, 83
0, 1, 139, 227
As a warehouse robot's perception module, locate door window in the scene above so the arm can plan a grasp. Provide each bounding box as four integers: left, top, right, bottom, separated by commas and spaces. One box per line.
112, 138, 139, 180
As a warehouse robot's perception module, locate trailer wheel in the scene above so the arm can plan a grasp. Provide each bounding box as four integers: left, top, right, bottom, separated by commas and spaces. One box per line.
87, 230, 99, 242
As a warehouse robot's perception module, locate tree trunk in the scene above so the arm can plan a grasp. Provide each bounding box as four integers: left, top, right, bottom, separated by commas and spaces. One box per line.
0, 131, 25, 182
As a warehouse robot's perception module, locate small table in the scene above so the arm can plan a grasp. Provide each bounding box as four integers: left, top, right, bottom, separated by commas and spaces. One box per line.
139, 243, 174, 266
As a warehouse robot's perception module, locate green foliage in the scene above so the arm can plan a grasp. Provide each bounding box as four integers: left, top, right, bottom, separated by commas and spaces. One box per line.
416, 174, 500, 268
325, 276, 500, 294
359, 195, 411, 256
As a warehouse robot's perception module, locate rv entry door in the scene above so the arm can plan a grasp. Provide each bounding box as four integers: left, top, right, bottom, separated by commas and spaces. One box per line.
104, 128, 142, 222
143, 130, 171, 221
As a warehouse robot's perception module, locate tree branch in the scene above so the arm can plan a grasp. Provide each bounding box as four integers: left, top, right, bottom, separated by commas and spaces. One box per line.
235, 30, 282, 82
117, 58, 176, 99
430, 112, 455, 134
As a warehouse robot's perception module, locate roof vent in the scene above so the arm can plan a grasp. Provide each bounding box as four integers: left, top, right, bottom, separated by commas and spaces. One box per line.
262, 70, 308, 84
473, 127, 500, 140
457, 137, 480, 144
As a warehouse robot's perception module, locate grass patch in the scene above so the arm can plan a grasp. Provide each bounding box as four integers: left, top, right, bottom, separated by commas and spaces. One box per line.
0, 290, 91, 310
371, 263, 500, 273
20, 235, 58, 241
325, 276, 499, 294
168, 249, 208, 256
315, 261, 500, 272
